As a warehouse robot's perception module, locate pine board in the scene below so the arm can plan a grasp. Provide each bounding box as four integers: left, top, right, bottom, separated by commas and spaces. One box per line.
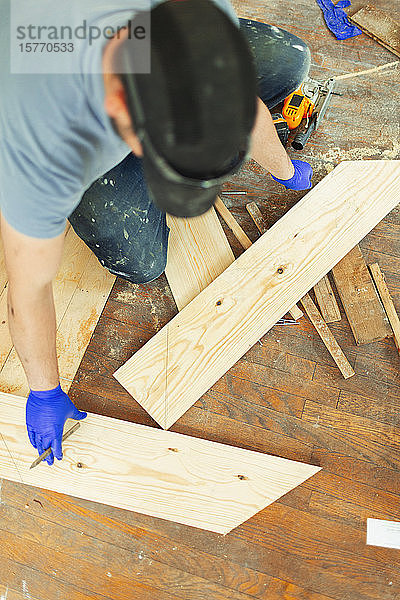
235, 199, 302, 320
114, 161, 400, 429
351, 5, 400, 58
0, 392, 320, 535
245, 200, 303, 321
0, 228, 115, 394
331, 245, 392, 345
165, 207, 234, 311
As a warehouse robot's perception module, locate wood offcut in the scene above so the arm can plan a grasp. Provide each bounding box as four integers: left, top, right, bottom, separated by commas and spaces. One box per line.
350, 5, 400, 58
313, 276, 341, 323
214, 197, 252, 249
299, 294, 354, 379
369, 263, 400, 353
246, 201, 267, 235
114, 161, 400, 429
332, 245, 392, 345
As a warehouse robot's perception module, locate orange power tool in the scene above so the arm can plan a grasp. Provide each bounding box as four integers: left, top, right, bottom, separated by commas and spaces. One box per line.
282, 77, 336, 150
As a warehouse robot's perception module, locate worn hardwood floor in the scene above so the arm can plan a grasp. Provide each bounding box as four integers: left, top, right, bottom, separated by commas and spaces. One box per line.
1, 0, 399, 598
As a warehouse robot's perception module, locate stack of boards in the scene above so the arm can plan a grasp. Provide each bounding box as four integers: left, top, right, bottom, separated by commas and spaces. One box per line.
0, 160, 399, 533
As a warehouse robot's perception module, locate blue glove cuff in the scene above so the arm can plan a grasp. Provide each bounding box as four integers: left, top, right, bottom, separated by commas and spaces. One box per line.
271, 159, 313, 191
29, 384, 62, 399
271, 167, 297, 186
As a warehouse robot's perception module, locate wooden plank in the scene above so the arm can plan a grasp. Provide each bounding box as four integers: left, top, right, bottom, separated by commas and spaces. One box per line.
331, 245, 392, 345
0, 228, 94, 394
165, 208, 234, 311
313, 276, 341, 323
244, 201, 303, 320
338, 390, 400, 428
0, 227, 90, 369
284, 303, 303, 321
249, 179, 337, 324
0, 392, 320, 535
303, 400, 400, 455
250, 502, 400, 585
245, 201, 266, 235
313, 361, 400, 410
0, 539, 180, 600
55, 250, 115, 382
1, 484, 274, 598
0, 229, 114, 395
266, 578, 339, 600
369, 263, 400, 353
114, 161, 400, 429
350, 5, 400, 58
299, 293, 354, 379
214, 197, 252, 249
0, 504, 264, 600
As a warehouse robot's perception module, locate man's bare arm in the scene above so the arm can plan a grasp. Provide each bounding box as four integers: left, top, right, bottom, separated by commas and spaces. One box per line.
250, 97, 294, 180
0, 214, 65, 390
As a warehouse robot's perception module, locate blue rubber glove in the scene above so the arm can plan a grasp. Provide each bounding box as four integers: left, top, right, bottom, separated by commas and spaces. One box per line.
271, 159, 313, 190
26, 384, 87, 466
316, 0, 362, 40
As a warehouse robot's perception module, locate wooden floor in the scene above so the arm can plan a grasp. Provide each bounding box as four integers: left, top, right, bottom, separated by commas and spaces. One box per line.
1, 1, 400, 599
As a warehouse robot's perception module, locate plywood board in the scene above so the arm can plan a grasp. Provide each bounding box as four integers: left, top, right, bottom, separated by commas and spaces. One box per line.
114, 161, 400, 429
351, 5, 400, 58
165, 208, 234, 311
0, 392, 320, 535
331, 245, 392, 345
0, 228, 115, 395
313, 275, 341, 323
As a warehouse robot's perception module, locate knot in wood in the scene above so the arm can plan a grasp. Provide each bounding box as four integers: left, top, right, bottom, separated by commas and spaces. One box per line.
236, 474, 248, 481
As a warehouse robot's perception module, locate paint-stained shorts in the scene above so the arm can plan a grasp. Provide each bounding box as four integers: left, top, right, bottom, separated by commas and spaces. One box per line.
69, 20, 310, 284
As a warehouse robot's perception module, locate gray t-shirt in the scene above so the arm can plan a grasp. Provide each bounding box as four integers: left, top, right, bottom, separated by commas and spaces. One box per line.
0, 0, 238, 238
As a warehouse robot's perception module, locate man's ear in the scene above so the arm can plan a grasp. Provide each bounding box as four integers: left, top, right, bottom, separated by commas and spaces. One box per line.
104, 76, 127, 120
104, 75, 143, 156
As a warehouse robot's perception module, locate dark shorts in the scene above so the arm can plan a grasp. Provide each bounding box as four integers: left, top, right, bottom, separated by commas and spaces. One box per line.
69, 20, 310, 284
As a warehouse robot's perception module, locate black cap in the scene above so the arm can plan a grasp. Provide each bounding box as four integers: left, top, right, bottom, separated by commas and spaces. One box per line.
117, 0, 257, 217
